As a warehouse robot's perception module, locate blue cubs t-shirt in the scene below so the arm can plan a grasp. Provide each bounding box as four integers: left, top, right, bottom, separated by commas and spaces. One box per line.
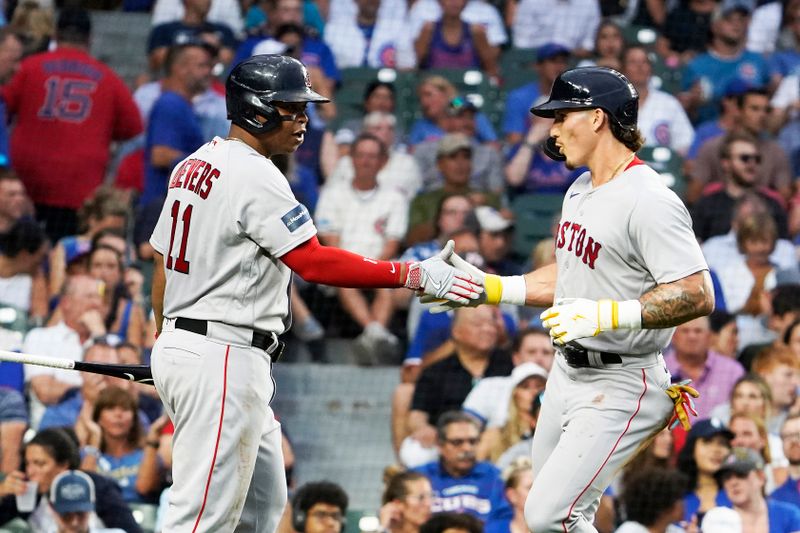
413, 460, 512, 523
682, 51, 770, 124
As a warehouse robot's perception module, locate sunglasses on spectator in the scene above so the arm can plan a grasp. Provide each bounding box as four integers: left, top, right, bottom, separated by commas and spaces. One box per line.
736, 154, 761, 164
443, 437, 479, 447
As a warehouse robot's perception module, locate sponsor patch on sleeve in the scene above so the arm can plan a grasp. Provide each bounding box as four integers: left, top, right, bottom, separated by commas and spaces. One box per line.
281, 204, 311, 232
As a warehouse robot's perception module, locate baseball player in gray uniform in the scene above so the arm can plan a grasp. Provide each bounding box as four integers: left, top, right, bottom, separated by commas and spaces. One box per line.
427, 67, 713, 532
149, 55, 482, 533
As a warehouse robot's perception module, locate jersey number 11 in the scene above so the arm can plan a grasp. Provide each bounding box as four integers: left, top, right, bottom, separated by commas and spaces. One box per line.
166, 200, 192, 274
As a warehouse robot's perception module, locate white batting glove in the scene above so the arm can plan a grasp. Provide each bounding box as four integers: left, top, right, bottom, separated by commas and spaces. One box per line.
540, 298, 642, 345
418, 248, 527, 313
419, 248, 486, 312
405, 241, 484, 305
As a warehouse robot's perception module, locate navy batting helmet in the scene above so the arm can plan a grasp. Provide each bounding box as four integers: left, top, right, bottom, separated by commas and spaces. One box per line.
531, 67, 639, 161
226, 54, 329, 135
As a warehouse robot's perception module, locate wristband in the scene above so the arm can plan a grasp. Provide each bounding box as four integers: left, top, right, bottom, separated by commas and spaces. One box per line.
597, 299, 642, 330
82, 445, 100, 458
484, 275, 527, 306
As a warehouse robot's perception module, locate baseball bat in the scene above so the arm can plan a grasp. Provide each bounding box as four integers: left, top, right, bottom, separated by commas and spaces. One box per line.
0, 349, 154, 385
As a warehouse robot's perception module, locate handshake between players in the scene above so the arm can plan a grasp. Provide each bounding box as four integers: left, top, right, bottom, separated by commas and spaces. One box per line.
416, 239, 616, 348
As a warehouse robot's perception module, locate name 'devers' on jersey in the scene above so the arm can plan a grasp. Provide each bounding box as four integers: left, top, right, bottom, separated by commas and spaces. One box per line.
168, 158, 221, 199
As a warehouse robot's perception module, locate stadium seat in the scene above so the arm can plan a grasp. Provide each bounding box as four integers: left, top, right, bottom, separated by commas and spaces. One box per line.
0, 305, 29, 334
344, 510, 376, 533
650, 59, 682, 95
510, 193, 564, 259
499, 48, 537, 91
621, 25, 659, 47
334, 67, 394, 130
130, 502, 159, 533
638, 146, 687, 199
0, 518, 31, 533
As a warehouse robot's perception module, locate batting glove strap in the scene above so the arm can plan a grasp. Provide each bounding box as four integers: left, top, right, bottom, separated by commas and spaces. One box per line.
404, 259, 483, 304
404, 262, 423, 290
596, 299, 642, 331
485, 274, 527, 306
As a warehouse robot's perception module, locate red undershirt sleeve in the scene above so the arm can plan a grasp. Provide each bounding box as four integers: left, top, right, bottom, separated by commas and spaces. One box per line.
280, 236, 407, 288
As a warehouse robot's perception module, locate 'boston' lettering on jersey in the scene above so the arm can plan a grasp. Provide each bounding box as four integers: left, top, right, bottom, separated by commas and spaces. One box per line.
168, 158, 221, 199
556, 220, 602, 269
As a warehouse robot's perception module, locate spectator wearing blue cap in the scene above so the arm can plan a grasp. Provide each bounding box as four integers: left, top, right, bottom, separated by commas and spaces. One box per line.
677, 418, 735, 524
49, 470, 125, 533
502, 44, 570, 146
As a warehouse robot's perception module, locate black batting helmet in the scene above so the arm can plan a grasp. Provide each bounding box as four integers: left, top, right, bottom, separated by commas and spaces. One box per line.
531, 67, 639, 161
226, 54, 329, 135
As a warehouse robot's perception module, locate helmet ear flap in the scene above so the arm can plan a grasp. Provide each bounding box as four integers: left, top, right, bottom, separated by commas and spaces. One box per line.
543, 136, 566, 161
257, 101, 282, 133
229, 94, 283, 135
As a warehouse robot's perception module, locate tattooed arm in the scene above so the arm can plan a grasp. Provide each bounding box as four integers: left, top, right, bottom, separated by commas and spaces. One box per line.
640, 270, 715, 328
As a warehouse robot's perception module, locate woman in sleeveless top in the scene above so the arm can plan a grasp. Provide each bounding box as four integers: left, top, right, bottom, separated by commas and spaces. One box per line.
0, 218, 48, 323
414, 0, 498, 78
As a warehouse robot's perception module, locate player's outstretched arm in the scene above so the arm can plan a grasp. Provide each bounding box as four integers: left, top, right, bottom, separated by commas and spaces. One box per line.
420, 252, 556, 312
281, 237, 483, 305
540, 270, 715, 345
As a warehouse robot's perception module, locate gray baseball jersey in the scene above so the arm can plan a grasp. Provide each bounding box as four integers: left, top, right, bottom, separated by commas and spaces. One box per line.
150, 136, 317, 335
553, 160, 708, 355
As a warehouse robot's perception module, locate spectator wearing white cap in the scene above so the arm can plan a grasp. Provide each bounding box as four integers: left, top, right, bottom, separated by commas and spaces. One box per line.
469, 206, 523, 277
475, 362, 547, 463
463, 328, 553, 429
49, 470, 125, 533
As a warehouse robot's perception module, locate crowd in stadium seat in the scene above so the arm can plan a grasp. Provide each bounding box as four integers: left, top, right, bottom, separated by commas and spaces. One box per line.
4, 0, 800, 531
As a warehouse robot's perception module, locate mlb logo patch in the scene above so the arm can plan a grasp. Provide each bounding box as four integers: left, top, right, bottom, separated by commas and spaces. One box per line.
282, 204, 311, 232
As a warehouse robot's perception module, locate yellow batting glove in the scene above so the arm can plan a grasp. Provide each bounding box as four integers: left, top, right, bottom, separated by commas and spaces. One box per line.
540, 298, 642, 345
665, 380, 700, 431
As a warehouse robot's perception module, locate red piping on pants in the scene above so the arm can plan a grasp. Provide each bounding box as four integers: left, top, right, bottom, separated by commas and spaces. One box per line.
561, 369, 648, 532
191, 344, 231, 533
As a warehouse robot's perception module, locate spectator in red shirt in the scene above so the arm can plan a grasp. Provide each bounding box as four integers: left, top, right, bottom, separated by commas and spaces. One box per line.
2, 7, 143, 242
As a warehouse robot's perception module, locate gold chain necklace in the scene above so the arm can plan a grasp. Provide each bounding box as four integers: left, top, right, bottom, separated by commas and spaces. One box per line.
609, 153, 635, 181
225, 137, 249, 146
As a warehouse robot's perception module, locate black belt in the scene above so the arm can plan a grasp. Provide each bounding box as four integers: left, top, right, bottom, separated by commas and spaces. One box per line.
174, 318, 284, 362
561, 343, 622, 368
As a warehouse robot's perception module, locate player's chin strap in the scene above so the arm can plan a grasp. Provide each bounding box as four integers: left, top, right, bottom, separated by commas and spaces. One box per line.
665, 379, 700, 431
